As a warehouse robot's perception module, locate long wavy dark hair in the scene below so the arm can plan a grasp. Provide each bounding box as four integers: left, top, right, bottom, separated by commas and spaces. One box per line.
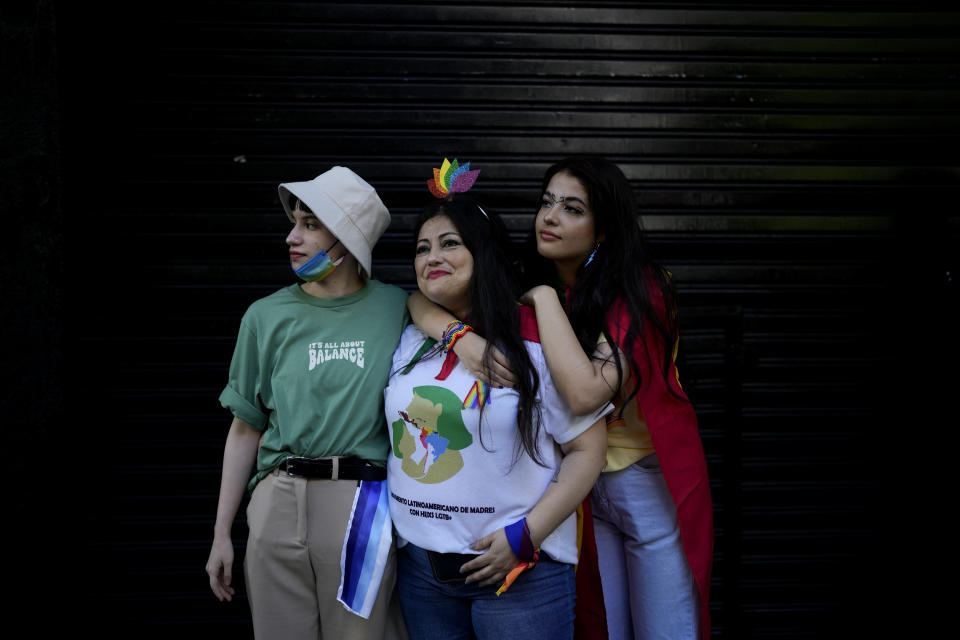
411, 195, 545, 465
525, 156, 684, 406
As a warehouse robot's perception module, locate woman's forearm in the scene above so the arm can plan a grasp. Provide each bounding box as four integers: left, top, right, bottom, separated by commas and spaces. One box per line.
525, 420, 607, 548
213, 417, 262, 538
525, 286, 624, 414
406, 290, 456, 341
406, 290, 518, 387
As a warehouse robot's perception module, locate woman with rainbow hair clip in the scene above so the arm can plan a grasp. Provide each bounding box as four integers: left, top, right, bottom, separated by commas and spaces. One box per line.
385, 159, 609, 640
410, 156, 713, 640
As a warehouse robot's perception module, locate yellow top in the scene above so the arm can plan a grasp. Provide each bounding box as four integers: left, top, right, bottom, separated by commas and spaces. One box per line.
598, 333, 655, 472
604, 393, 655, 472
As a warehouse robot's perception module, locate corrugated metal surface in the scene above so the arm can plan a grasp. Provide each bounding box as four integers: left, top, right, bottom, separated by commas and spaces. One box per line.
2, 0, 67, 631
53, 2, 957, 637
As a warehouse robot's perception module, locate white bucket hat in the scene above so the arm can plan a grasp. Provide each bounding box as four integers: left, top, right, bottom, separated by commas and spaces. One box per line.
278, 166, 390, 278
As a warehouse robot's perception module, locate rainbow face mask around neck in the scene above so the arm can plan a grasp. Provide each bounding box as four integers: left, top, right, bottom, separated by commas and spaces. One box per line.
292, 239, 344, 282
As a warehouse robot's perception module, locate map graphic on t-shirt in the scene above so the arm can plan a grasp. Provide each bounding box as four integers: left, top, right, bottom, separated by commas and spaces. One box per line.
392, 385, 472, 484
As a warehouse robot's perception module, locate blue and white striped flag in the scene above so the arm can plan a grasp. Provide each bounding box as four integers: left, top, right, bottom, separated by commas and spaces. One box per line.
337, 479, 392, 618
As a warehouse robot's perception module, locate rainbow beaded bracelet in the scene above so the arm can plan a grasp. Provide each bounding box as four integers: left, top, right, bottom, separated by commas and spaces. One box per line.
441, 320, 473, 353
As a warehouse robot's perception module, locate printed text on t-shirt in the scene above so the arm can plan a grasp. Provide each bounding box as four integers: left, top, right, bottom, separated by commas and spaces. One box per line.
391, 491, 495, 520
309, 340, 365, 370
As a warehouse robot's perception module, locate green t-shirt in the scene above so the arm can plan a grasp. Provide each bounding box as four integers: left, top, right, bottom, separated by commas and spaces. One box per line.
219, 281, 409, 491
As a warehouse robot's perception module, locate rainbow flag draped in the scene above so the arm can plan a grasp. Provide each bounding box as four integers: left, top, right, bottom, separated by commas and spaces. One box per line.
337, 479, 392, 618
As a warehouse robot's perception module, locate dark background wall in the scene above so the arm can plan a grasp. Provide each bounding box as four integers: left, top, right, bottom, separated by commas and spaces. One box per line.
5, 1, 958, 637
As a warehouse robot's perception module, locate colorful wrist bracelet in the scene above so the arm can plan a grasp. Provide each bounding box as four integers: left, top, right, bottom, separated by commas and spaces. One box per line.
441, 320, 473, 353
504, 517, 536, 562
497, 518, 540, 596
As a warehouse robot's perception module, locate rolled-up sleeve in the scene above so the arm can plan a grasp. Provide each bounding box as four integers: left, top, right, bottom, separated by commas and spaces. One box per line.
219, 320, 269, 430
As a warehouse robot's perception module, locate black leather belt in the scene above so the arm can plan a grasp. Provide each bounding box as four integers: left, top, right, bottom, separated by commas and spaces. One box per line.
278, 456, 386, 481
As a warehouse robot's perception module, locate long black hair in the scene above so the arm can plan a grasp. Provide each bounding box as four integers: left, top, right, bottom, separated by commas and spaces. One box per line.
413, 195, 545, 465
525, 156, 684, 407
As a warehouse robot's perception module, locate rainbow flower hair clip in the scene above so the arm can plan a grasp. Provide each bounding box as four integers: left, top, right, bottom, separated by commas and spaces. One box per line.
428, 158, 481, 198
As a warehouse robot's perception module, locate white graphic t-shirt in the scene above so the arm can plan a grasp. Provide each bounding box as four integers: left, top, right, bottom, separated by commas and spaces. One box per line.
384, 324, 610, 565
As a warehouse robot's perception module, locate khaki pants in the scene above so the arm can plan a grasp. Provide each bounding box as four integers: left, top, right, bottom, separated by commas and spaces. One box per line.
244, 471, 407, 640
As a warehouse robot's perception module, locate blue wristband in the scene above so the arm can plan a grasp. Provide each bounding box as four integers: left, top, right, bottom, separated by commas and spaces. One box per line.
504, 517, 535, 562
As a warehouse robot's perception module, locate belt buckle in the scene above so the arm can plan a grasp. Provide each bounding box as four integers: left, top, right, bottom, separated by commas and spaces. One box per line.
284, 455, 340, 480
285, 455, 305, 477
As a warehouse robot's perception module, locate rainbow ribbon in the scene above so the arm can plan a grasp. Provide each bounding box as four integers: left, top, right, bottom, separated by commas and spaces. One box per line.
462, 380, 492, 409
496, 550, 539, 596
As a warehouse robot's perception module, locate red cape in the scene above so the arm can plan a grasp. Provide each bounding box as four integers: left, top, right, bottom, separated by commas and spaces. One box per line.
520, 301, 711, 638
605, 296, 714, 640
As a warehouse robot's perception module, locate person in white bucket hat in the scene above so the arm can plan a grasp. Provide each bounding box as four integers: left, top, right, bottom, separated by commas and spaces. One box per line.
279, 166, 391, 280
206, 166, 410, 639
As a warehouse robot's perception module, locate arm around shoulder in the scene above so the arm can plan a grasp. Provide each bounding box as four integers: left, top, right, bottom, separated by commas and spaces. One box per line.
523, 285, 626, 414
406, 289, 452, 341
406, 290, 517, 387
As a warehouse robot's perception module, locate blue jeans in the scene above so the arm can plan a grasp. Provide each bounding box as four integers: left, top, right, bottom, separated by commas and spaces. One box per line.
592, 454, 700, 640
397, 542, 575, 640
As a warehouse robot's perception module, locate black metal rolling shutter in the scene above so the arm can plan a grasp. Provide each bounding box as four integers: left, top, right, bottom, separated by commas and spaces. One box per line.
49, 2, 958, 637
